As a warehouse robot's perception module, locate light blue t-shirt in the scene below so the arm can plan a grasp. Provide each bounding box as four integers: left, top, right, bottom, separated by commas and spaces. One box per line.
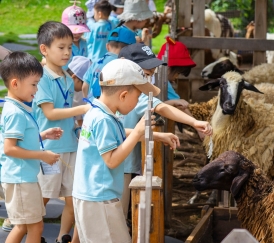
85, 19, 114, 62
0, 97, 41, 183
83, 52, 118, 98
32, 66, 78, 153
167, 81, 180, 100
118, 93, 162, 174
73, 99, 126, 201
109, 14, 119, 27
63, 38, 88, 70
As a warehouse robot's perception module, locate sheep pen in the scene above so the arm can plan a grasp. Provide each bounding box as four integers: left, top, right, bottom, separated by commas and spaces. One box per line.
193, 150, 274, 243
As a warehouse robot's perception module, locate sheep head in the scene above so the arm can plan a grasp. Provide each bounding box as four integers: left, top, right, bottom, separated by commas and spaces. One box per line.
193, 151, 255, 198
199, 72, 263, 115
201, 57, 243, 79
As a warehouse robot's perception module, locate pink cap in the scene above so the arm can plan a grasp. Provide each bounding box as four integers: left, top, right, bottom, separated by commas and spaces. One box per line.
61, 5, 90, 34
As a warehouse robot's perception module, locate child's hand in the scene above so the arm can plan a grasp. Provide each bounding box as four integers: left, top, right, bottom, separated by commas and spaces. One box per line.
193, 120, 213, 136
154, 132, 180, 150
41, 151, 60, 165
135, 111, 156, 136
44, 127, 63, 140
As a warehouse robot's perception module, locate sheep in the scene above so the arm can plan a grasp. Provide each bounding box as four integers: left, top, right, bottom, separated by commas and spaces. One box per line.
193, 150, 274, 243
191, 72, 274, 178
201, 57, 274, 85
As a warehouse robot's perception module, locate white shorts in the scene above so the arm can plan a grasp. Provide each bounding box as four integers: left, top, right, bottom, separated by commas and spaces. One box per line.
73, 197, 131, 243
38, 152, 76, 198
2, 182, 45, 224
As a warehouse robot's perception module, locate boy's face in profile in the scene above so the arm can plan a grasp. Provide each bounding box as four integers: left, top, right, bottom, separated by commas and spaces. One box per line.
40, 36, 73, 67
72, 76, 83, 92
9, 74, 41, 103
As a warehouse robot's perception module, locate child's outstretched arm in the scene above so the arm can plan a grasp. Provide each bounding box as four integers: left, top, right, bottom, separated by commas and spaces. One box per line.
102, 117, 155, 169
40, 103, 90, 121
4, 138, 60, 165
155, 103, 213, 136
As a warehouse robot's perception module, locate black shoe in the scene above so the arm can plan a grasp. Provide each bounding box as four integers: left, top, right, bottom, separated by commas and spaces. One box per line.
61, 234, 72, 243
41, 236, 47, 243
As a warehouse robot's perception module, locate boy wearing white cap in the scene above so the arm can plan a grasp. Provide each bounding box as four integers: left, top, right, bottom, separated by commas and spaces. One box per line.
72, 59, 179, 242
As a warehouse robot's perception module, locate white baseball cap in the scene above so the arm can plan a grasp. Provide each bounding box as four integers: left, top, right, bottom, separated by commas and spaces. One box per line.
100, 59, 160, 96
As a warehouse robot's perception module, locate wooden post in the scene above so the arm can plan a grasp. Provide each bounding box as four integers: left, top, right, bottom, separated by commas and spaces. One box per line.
130, 176, 164, 243
177, 0, 192, 101
253, 0, 267, 66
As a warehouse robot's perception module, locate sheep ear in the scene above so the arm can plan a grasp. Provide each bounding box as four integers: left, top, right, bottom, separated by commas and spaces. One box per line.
199, 79, 220, 91
230, 172, 249, 197
243, 81, 264, 94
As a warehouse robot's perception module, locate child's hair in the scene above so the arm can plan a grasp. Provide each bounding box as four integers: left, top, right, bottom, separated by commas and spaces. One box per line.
94, 0, 112, 17
169, 66, 191, 78
100, 85, 135, 96
0, 51, 43, 88
37, 21, 73, 47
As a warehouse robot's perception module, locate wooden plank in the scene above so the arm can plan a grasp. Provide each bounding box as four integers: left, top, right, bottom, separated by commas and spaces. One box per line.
177, 79, 190, 101
185, 207, 214, 243
178, 0, 192, 28
253, 0, 267, 65
212, 207, 241, 243
164, 119, 175, 228
178, 36, 274, 51
131, 188, 164, 243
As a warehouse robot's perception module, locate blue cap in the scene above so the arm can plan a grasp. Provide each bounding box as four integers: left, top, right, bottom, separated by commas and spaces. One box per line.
107, 27, 136, 45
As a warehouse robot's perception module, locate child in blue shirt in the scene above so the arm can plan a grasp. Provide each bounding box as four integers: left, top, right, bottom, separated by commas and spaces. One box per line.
61, 3, 90, 70
118, 42, 213, 219
85, 0, 114, 62
82, 26, 136, 98
33, 21, 90, 243
0, 51, 63, 243
109, 0, 124, 27
73, 58, 179, 242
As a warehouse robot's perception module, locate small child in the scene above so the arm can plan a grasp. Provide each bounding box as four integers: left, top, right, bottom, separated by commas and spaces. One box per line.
82, 26, 136, 98
72, 58, 179, 242
118, 42, 213, 219
0, 51, 63, 243
109, 0, 124, 26
117, 0, 152, 45
33, 21, 90, 243
67, 56, 92, 128
61, 3, 90, 70
85, 0, 114, 62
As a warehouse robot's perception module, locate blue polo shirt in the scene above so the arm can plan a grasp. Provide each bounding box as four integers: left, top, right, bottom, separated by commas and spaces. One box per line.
117, 94, 162, 173
168, 81, 180, 100
86, 19, 114, 62
0, 97, 41, 183
63, 38, 88, 70
83, 52, 118, 98
73, 99, 126, 201
32, 66, 78, 153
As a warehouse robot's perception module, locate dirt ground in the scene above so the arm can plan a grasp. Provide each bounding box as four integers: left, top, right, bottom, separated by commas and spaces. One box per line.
166, 125, 212, 242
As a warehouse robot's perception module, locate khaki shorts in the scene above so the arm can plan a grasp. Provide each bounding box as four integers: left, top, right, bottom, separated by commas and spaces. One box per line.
38, 152, 76, 198
73, 197, 131, 243
2, 182, 45, 225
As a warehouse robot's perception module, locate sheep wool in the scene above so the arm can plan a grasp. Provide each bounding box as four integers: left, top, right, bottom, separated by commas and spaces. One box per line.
236, 166, 274, 243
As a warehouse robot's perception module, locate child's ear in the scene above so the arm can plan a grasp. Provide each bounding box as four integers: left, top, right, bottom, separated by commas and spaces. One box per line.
120, 90, 128, 101
40, 44, 47, 56
10, 78, 18, 89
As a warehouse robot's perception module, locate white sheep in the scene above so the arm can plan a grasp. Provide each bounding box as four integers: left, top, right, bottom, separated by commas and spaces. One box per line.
194, 71, 274, 177
193, 150, 274, 243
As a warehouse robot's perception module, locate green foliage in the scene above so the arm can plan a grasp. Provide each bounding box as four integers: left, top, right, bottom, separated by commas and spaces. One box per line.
210, 0, 274, 34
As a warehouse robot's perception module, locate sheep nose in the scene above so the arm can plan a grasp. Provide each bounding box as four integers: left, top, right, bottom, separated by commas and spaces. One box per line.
224, 102, 233, 109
